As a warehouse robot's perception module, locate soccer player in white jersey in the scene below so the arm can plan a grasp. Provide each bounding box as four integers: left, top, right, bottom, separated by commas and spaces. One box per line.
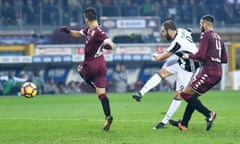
132, 20, 200, 129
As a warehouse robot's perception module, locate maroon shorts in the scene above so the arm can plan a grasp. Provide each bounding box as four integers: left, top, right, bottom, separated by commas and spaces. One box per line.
191, 71, 221, 95
78, 58, 107, 88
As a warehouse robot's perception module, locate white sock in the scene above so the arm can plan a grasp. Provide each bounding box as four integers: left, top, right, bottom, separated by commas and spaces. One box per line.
139, 73, 162, 96
161, 99, 182, 124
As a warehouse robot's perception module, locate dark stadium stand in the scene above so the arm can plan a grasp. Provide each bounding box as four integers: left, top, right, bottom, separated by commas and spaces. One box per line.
0, 0, 239, 37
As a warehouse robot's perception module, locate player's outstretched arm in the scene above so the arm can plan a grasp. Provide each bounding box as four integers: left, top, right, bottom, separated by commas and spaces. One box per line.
59, 26, 82, 38
153, 51, 172, 62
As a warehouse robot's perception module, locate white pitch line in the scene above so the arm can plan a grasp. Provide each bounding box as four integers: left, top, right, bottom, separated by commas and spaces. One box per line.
0, 117, 154, 123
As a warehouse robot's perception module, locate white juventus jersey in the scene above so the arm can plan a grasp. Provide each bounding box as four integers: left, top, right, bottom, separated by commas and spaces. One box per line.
167, 28, 200, 72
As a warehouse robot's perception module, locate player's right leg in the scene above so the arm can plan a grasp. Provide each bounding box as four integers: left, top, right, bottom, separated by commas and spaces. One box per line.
132, 68, 171, 102
153, 96, 182, 129
153, 66, 193, 129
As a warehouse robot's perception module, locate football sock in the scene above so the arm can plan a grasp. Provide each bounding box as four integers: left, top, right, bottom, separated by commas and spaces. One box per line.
161, 98, 182, 124
181, 103, 195, 127
99, 94, 111, 117
139, 73, 162, 96
187, 96, 210, 118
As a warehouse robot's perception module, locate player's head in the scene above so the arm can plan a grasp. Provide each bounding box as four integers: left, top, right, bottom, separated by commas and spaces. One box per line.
84, 7, 97, 24
200, 15, 214, 32
161, 20, 177, 41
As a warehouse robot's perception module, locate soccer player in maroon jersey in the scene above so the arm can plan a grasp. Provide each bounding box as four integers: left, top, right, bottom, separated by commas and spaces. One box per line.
169, 15, 228, 131
59, 7, 116, 131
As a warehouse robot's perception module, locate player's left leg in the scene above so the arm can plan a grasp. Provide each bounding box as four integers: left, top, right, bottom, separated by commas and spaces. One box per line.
133, 64, 176, 102
94, 72, 113, 131
178, 74, 220, 131
77, 64, 95, 88
96, 88, 113, 131
133, 71, 165, 102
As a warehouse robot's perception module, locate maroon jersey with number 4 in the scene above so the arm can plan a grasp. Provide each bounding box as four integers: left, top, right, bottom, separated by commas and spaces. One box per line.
77, 26, 110, 88
189, 30, 228, 94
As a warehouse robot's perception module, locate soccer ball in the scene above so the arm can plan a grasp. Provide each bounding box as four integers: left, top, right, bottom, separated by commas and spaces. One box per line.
20, 82, 38, 98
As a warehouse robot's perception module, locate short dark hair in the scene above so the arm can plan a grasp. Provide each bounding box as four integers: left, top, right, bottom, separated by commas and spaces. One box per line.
84, 7, 97, 21
201, 15, 214, 24
162, 20, 177, 31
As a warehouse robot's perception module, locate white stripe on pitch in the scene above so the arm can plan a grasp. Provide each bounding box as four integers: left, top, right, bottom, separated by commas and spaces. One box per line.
0, 117, 155, 123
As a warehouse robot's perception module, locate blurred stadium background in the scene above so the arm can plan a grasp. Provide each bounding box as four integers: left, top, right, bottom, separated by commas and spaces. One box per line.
0, 0, 240, 96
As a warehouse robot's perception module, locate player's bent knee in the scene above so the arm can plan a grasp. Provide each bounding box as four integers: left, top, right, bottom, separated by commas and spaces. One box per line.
159, 69, 171, 78
175, 92, 182, 100
96, 88, 106, 95
182, 86, 195, 95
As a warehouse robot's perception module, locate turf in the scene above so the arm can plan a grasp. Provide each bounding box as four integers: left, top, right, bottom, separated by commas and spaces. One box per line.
0, 90, 239, 144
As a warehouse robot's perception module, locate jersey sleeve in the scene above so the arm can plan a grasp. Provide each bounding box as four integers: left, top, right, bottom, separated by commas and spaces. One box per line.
95, 27, 108, 42
189, 33, 208, 61
80, 28, 88, 37
221, 43, 228, 63
167, 39, 181, 54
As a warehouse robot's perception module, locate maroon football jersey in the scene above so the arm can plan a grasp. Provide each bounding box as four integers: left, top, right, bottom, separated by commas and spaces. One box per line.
189, 30, 228, 76
80, 26, 109, 61
78, 26, 109, 88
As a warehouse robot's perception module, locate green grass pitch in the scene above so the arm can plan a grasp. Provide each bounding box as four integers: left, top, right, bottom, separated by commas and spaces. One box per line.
0, 90, 239, 144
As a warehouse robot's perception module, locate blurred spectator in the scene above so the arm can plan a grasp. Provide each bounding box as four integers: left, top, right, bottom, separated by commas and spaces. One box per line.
167, 0, 181, 22
82, 0, 93, 10
195, 0, 207, 23
221, 0, 234, 24
181, 0, 193, 24
0, 71, 26, 95
0, 0, 240, 27
158, 79, 173, 92
15, 71, 27, 89
33, 0, 44, 24
57, 82, 68, 94
80, 82, 95, 93
232, 0, 240, 22
1, 1, 16, 25
14, 0, 24, 28
134, 80, 144, 92
67, 80, 81, 94
140, 0, 155, 16
42, 0, 59, 25
121, 0, 138, 16
102, 0, 119, 16
110, 64, 128, 92
29, 69, 44, 95
23, 0, 37, 24
158, 0, 169, 22
67, 0, 81, 25
44, 77, 58, 94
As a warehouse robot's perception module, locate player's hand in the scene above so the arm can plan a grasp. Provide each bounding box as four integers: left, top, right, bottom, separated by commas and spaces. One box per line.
153, 52, 159, 60
59, 26, 71, 34
182, 54, 189, 59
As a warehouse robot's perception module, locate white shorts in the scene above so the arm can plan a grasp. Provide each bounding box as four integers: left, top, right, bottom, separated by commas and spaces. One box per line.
162, 55, 178, 68
165, 63, 194, 92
